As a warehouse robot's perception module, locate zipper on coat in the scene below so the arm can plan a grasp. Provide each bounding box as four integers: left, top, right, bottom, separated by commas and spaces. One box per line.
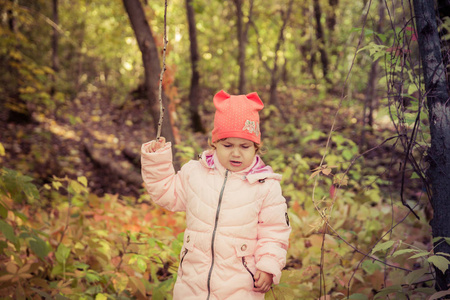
206, 170, 229, 300
179, 248, 188, 276
242, 257, 256, 288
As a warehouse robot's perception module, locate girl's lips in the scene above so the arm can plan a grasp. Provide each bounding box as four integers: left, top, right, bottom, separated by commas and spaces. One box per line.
230, 160, 242, 166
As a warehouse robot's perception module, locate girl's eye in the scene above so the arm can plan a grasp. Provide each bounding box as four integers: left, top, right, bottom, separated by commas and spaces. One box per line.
242, 145, 250, 149
223, 144, 232, 148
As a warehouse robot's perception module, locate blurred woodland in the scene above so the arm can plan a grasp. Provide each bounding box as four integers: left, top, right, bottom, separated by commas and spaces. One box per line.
1, 0, 450, 299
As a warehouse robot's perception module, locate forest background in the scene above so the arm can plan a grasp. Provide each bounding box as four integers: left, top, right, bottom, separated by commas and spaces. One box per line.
1, 0, 450, 299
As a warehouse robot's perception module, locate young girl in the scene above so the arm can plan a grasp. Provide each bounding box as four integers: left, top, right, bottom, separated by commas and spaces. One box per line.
141, 90, 291, 300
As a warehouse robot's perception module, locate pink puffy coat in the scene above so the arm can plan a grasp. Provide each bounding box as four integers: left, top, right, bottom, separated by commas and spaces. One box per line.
141, 142, 291, 300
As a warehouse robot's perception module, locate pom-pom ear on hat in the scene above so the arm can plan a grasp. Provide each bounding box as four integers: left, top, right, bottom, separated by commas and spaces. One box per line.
211, 90, 264, 144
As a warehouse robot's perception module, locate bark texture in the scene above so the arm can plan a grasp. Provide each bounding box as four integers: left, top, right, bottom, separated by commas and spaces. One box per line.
51, 0, 59, 96
313, 0, 330, 83
233, 0, 253, 94
185, 0, 204, 132
414, 0, 450, 292
268, 0, 294, 109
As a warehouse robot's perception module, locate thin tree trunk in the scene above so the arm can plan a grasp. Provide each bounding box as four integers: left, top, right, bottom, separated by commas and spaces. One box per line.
185, 0, 204, 132
360, 0, 384, 149
299, 39, 317, 80
313, 0, 331, 84
281, 58, 288, 84
8, 0, 17, 33
74, 21, 85, 96
122, 0, 177, 154
233, 0, 253, 94
268, 0, 294, 110
327, 0, 338, 32
413, 0, 450, 292
51, 0, 59, 97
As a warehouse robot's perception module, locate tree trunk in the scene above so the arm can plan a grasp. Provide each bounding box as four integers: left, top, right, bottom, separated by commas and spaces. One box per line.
413, 0, 450, 292
327, 0, 338, 32
185, 0, 204, 133
122, 0, 176, 149
360, 0, 384, 149
233, 0, 253, 94
313, 0, 331, 84
234, 0, 245, 94
51, 0, 59, 97
268, 0, 294, 111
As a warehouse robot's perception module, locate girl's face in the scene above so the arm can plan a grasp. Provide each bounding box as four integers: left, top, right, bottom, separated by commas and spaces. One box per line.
214, 137, 257, 172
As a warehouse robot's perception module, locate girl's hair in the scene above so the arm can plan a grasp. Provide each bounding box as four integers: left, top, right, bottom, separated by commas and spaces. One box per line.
209, 138, 263, 154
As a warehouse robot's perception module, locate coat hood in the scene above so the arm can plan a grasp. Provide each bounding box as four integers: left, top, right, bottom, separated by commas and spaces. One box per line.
199, 149, 282, 184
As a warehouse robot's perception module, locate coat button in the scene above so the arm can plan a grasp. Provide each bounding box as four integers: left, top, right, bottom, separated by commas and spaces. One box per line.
241, 244, 247, 251
186, 235, 190, 243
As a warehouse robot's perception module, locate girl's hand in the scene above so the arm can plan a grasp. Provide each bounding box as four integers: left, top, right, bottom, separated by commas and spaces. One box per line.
149, 137, 166, 152
253, 270, 273, 293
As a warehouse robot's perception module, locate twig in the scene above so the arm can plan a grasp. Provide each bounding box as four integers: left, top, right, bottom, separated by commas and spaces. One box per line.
57, 185, 72, 248
156, 0, 168, 140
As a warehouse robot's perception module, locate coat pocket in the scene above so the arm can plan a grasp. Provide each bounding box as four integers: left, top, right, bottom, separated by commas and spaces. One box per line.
179, 248, 189, 277
179, 230, 196, 277
234, 240, 257, 287
242, 257, 256, 287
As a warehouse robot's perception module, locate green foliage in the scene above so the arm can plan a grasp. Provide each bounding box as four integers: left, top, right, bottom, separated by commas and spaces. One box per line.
0, 168, 183, 298
0, 1, 54, 114
0, 168, 40, 204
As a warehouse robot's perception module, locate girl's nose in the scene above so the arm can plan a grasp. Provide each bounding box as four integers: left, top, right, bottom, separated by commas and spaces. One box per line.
232, 147, 240, 156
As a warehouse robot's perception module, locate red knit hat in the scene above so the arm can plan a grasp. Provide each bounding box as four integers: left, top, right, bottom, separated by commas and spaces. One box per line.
211, 90, 264, 144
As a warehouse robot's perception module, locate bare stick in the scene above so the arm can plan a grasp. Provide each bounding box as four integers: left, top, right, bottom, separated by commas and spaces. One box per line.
156, 0, 168, 140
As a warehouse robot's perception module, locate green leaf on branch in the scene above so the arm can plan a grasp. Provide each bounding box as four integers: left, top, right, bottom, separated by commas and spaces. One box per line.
55, 244, 71, 264
69, 180, 86, 194
428, 255, 450, 273
348, 294, 369, 300
0, 220, 18, 244
405, 268, 428, 285
432, 237, 450, 246
428, 290, 450, 300
374, 285, 404, 299
136, 257, 147, 273
409, 251, 430, 259
0, 168, 40, 203
371, 240, 395, 254
362, 260, 381, 275
77, 176, 88, 187
29, 234, 49, 260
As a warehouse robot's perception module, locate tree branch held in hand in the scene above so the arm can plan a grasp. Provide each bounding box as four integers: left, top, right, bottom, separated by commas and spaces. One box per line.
156, 0, 168, 140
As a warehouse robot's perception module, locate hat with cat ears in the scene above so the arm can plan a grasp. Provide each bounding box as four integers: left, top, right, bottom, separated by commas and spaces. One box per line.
212, 90, 264, 144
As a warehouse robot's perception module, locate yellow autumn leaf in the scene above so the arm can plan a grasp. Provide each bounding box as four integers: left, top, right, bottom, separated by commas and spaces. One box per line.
95, 293, 108, 300
77, 176, 88, 187
309, 170, 321, 180
6, 262, 18, 274
322, 168, 332, 176
0, 143, 5, 156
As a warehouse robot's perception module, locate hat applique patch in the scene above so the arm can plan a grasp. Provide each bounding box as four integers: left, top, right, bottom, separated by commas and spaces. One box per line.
242, 120, 260, 136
